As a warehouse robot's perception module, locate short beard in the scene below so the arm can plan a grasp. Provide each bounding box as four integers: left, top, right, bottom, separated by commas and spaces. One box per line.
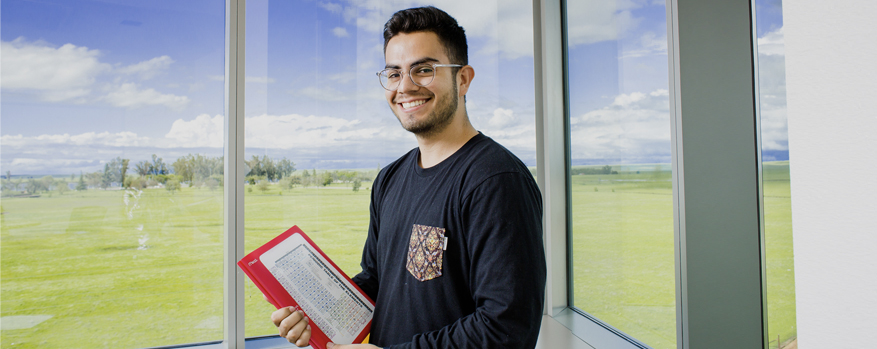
397, 77, 459, 138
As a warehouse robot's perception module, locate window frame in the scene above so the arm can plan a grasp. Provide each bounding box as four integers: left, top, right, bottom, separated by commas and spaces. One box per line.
535, 0, 770, 348
211, 0, 769, 348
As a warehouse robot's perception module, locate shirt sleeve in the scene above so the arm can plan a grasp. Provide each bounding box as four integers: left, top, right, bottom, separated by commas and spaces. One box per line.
351, 178, 381, 302
388, 172, 547, 349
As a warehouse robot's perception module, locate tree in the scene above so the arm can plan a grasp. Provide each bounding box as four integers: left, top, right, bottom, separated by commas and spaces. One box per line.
257, 180, 270, 193
281, 175, 300, 189
76, 172, 87, 191
262, 155, 277, 181
25, 178, 43, 194
130, 177, 147, 190
277, 158, 296, 179
86, 172, 102, 189
172, 156, 193, 183
57, 179, 70, 194
206, 178, 219, 191
134, 161, 152, 177
151, 154, 168, 175
321, 172, 333, 186
2, 171, 13, 192
353, 178, 362, 192
165, 179, 181, 193
101, 163, 112, 189
247, 155, 263, 178
120, 159, 130, 188
40, 176, 55, 193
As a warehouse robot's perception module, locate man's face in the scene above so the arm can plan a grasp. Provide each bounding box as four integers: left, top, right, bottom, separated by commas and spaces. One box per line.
384, 31, 460, 137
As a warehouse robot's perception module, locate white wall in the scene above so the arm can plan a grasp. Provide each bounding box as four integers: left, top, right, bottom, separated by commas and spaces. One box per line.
783, 1, 877, 347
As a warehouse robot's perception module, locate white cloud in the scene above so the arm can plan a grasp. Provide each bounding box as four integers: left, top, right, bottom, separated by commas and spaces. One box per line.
488, 107, 516, 128
246, 113, 405, 149
333, 27, 350, 38
621, 31, 667, 58
327, 71, 358, 84
319, 0, 650, 59
323, 0, 540, 59
757, 26, 784, 56
565, 0, 643, 47
0, 38, 110, 101
757, 26, 788, 151
117, 55, 174, 80
1, 38, 190, 109
569, 89, 671, 162
1, 132, 152, 148
7, 158, 103, 175
164, 114, 224, 148
247, 76, 276, 84
101, 83, 190, 110
318, 1, 344, 13
296, 86, 355, 102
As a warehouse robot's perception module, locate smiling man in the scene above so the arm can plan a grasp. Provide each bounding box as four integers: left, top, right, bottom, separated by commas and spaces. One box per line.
272, 6, 546, 348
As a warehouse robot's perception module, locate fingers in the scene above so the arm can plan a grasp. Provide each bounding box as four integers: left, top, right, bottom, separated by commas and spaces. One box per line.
295, 324, 312, 347
270, 306, 295, 327
284, 316, 310, 345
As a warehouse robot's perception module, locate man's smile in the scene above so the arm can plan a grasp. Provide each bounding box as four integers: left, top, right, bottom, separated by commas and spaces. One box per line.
396, 97, 431, 112
401, 99, 427, 109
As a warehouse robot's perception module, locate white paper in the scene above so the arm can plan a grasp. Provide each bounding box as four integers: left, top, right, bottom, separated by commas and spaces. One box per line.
261, 233, 373, 344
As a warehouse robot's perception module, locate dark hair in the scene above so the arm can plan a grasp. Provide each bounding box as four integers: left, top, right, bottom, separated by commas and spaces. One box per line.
383, 6, 468, 66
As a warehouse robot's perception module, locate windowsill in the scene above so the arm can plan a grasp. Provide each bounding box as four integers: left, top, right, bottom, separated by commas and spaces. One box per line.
145, 313, 642, 349
544, 308, 648, 349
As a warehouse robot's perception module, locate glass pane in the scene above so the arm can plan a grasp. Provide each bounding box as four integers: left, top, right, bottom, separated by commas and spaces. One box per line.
243, 0, 537, 339
565, 1, 676, 347
1, 1, 225, 348
755, 0, 797, 347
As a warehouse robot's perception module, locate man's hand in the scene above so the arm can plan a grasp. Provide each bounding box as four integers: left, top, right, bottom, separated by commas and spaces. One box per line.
271, 306, 311, 347
326, 343, 381, 349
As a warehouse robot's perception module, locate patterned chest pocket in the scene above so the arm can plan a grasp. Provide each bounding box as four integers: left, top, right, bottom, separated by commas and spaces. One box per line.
406, 224, 446, 282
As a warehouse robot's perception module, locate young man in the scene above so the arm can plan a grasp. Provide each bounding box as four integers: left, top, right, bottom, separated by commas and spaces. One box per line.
272, 7, 546, 348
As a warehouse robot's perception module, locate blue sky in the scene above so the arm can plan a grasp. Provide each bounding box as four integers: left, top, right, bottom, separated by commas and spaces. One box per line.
0, 0, 787, 175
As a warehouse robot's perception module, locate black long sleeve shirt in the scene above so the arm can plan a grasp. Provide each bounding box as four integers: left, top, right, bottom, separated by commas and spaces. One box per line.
352, 133, 546, 348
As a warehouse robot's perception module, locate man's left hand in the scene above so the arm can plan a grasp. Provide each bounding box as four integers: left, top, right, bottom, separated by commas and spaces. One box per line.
326, 343, 381, 349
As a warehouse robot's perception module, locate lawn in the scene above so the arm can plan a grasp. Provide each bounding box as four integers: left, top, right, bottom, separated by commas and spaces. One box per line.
569, 161, 796, 348
0, 164, 795, 348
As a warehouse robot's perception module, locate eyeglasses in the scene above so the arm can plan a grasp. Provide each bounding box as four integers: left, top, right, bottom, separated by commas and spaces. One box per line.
376, 63, 463, 91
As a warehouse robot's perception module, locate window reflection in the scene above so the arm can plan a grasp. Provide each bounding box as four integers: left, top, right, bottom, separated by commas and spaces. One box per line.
565, 1, 676, 347
243, 0, 537, 338
755, 0, 797, 347
1, 1, 225, 347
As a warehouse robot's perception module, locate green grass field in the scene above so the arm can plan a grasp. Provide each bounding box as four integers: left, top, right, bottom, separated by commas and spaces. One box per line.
569, 161, 796, 348
0, 164, 796, 348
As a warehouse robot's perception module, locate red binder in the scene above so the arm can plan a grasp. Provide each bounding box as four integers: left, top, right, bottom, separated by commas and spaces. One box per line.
237, 225, 374, 349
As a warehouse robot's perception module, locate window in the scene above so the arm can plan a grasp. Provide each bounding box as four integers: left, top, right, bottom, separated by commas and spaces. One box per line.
564, 0, 676, 347
755, 0, 797, 347
1, 1, 225, 347
241, 0, 537, 339
1, 0, 793, 348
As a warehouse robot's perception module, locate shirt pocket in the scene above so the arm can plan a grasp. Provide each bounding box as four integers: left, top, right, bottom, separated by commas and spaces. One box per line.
406, 224, 446, 282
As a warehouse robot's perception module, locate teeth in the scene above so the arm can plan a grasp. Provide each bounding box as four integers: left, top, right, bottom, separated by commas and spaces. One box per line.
402, 100, 425, 109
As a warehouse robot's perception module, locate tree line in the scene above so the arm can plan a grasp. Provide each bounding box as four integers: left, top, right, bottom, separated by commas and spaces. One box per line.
2, 154, 378, 196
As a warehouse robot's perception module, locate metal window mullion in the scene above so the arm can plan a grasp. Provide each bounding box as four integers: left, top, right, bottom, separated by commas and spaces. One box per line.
224, 0, 245, 348
533, 0, 569, 317
749, 1, 771, 347
666, 0, 686, 347
668, 0, 766, 348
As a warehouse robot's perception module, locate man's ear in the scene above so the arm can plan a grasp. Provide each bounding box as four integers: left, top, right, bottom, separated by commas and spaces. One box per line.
457, 65, 475, 98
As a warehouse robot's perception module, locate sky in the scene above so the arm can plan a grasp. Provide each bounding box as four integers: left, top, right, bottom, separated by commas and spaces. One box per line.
0, 0, 788, 176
